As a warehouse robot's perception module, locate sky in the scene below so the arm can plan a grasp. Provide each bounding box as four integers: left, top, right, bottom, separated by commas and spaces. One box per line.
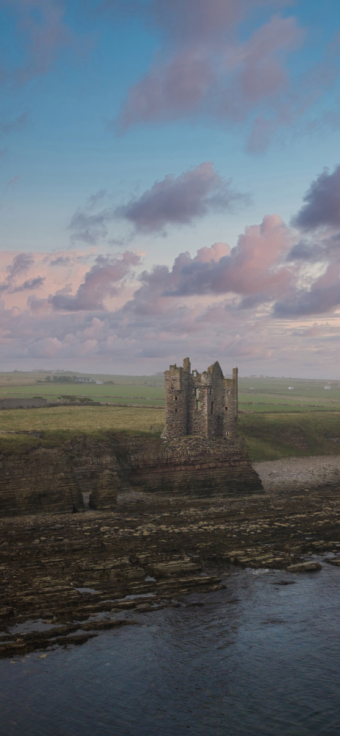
1, 0, 340, 377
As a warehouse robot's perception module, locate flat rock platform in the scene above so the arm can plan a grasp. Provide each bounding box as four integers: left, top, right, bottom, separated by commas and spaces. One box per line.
1, 454, 340, 657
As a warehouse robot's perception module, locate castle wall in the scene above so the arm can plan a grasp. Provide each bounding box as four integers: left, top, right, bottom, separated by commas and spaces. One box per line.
207, 363, 225, 438
188, 370, 208, 437
164, 362, 190, 440
164, 358, 239, 440
223, 368, 238, 436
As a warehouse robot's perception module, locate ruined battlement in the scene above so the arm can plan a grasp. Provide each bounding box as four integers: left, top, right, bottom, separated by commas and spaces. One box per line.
163, 357, 238, 440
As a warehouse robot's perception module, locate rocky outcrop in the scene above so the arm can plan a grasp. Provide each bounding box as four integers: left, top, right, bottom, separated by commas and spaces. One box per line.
124, 435, 263, 497
0, 431, 262, 516
89, 469, 118, 510
286, 561, 322, 572
0, 447, 84, 516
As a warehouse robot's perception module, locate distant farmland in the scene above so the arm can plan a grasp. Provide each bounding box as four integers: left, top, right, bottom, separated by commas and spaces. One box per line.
1, 371, 340, 412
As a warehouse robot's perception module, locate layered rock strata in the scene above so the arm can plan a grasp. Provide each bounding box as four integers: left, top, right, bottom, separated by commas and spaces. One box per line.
1, 477, 340, 656
0, 433, 262, 516
124, 435, 262, 497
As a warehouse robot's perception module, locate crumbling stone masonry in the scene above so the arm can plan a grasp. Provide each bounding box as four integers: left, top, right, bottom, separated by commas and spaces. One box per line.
163, 358, 238, 440
0, 360, 263, 517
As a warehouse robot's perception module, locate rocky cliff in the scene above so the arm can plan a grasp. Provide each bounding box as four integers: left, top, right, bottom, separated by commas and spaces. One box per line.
122, 435, 262, 497
0, 432, 262, 516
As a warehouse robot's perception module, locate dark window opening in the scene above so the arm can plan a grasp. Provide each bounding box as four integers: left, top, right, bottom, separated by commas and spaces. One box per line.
196, 400, 201, 410
211, 401, 214, 414
175, 396, 177, 401
225, 406, 228, 411
175, 408, 177, 413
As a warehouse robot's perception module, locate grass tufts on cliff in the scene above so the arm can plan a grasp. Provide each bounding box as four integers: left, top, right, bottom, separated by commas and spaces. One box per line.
239, 412, 340, 462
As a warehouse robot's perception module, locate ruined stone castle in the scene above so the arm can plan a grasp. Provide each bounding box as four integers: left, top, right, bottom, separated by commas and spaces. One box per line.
0, 358, 264, 517
163, 358, 238, 440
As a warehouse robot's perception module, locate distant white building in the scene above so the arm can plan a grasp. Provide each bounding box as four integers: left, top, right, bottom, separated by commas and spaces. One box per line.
96, 381, 103, 385
288, 386, 294, 390
324, 386, 331, 390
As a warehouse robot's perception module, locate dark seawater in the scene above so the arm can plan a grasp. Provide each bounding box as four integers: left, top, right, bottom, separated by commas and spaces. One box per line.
1, 560, 340, 736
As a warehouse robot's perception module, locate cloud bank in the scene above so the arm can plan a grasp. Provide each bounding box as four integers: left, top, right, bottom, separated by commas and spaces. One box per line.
116, 162, 246, 234
69, 162, 246, 243
2, 165, 340, 374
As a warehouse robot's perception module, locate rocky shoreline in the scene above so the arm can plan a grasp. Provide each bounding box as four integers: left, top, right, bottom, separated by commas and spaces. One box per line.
1, 455, 340, 657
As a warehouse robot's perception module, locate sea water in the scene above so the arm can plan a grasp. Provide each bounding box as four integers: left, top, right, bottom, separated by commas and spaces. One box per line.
1, 560, 339, 736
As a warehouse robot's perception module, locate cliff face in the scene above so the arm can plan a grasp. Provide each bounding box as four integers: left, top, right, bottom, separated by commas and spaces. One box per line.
124, 435, 262, 497
0, 446, 85, 516
0, 433, 263, 516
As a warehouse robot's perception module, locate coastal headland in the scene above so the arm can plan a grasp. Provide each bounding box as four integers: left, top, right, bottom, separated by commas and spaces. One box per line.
1, 365, 340, 658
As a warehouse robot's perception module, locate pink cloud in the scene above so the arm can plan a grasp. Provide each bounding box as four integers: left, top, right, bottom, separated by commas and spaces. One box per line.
2, 206, 340, 375
49, 252, 141, 311
126, 214, 294, 315
195, 242, 231, 262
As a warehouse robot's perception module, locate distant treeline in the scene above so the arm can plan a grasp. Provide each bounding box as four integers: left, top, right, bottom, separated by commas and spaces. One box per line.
37, 376, 114, 384
37, 376, 77, 383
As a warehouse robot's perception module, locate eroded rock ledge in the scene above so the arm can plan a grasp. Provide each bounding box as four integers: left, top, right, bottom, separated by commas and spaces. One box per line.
0, 432, 262, 516
1, 475, 340, 656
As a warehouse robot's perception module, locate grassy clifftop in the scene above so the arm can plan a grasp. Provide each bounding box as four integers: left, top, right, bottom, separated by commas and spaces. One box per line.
238, 412, 340, 462
0, 405, 339, 462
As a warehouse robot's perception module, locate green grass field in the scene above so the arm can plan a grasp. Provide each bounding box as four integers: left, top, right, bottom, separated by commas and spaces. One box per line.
0, 405, 164, 435
0, 380, 165, 406
0, 404, 340, 463
0, 405, 165, 455
1, 371, 340, 411
1, 370, 340, 461
238, 375, 340, 412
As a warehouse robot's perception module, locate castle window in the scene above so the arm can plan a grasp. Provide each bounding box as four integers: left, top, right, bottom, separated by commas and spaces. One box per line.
175, 408, 177, 413
195, 388, 199, 399
227, 390, 230, 395
175, 396, 177, 401
209, 389, 212, 395
225, 406, 228, 411
196, 400, 201, 410
211, 401, 214, 414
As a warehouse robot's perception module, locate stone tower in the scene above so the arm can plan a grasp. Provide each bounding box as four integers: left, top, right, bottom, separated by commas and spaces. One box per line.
163, 358, 238, 440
